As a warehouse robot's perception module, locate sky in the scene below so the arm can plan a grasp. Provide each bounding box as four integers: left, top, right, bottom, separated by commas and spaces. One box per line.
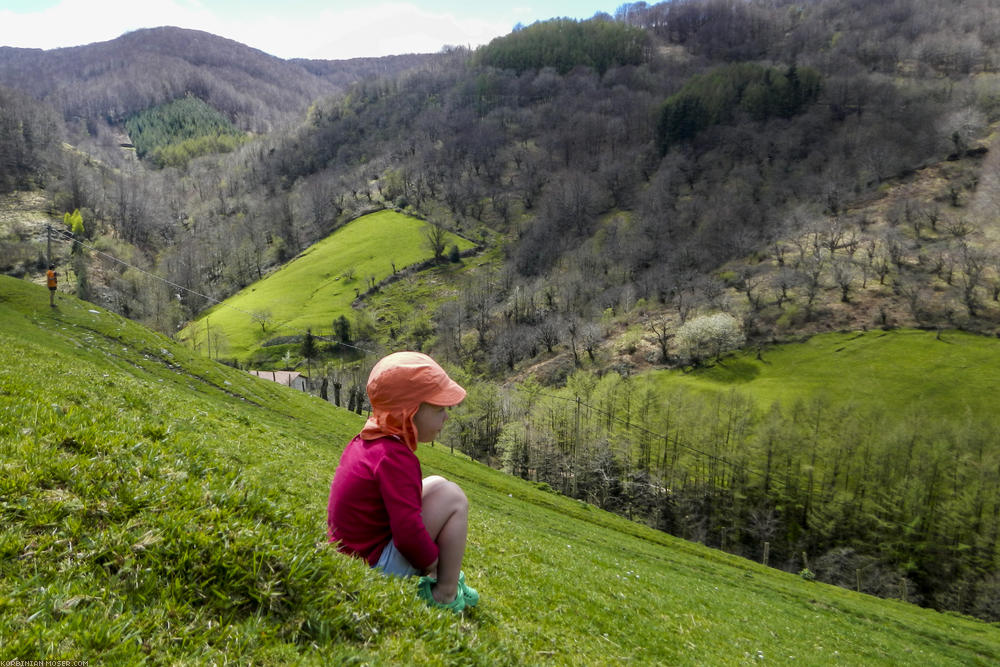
0, 0, 611, 60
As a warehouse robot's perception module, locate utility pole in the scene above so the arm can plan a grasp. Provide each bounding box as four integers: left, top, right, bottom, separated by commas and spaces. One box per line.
47, 224, 52, 266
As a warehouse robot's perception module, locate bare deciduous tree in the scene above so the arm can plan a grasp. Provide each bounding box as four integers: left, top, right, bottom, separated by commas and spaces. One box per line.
959, 242, 985, 316
648, 318, 673, 363
251, 309, 273, 334
832, 258, 856, 303
423, 222, 448, 262
537, 316, 561, 354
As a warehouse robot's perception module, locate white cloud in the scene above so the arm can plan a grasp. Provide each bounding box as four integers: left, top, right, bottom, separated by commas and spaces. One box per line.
300, 3, 507, 59
0, 0, 215, 50
0, 0, 513, 59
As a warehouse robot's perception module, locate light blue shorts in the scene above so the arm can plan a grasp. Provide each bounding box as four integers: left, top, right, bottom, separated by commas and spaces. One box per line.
374, 539, 421, 577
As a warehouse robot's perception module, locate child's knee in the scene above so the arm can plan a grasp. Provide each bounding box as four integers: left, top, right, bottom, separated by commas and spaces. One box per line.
424, 475, 468, 509
450, 482, 468, 511
435, 478, 468, 512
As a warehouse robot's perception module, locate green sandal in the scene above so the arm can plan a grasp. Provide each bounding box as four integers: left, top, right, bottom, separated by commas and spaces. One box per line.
417, 576, 466, 614
458, 571, 479, 608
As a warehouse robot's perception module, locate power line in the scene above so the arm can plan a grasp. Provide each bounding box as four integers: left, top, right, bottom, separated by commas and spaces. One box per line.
54, 228, 238, 312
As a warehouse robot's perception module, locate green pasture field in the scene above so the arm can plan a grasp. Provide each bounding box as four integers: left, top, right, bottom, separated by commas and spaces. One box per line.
2, 276, 997, 664
176, 210, 475, 361
651, 328, 1000, 419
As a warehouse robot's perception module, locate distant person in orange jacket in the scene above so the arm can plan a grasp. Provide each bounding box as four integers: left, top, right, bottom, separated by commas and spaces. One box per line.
327, 351, 478, 614
46, 264, 57, 306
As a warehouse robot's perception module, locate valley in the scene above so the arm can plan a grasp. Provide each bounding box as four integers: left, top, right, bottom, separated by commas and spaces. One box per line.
1, 1, 999, 658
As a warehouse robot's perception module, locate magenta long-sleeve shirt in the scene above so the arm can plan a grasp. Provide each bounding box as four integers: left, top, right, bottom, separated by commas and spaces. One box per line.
327, 435, 438, 571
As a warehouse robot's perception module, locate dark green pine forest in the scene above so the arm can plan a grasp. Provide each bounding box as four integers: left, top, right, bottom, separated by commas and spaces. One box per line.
2, 1, 1000, 621
124, 95, 248, 168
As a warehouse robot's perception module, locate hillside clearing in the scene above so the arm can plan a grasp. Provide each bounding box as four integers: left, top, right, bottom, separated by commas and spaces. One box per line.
175, 209, 475, 361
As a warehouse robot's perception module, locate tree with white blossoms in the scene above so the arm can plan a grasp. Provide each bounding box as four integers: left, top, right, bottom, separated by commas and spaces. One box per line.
675, 312, 745, 365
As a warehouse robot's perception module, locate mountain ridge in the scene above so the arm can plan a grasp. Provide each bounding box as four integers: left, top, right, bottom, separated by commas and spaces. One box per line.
0, 26, 436, 132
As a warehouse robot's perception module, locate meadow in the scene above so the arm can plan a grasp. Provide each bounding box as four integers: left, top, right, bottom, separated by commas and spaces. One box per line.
656, 328, 1000, 420
176, 210, 475, 361
2, 275, 997, 664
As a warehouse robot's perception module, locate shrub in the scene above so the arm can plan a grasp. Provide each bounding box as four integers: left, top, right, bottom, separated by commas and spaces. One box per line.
675, 312, 745, 365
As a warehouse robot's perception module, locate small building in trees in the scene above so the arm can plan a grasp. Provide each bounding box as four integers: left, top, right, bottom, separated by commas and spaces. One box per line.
248, 369, 307, 391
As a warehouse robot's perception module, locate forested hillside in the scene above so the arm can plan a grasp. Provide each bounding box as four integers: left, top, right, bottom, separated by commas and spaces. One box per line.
0, 27, 435, 170
169, 0, 1000, 374
0, 27, 334, 133
8, 1, 1000, 352
2, 0, 1000, 621
0, 85, 61, 193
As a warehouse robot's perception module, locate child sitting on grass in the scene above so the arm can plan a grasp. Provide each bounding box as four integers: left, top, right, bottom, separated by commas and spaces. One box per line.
327, 351, 478, 613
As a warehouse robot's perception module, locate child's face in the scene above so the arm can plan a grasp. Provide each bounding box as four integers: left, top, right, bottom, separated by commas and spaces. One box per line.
413, 402, 448, 443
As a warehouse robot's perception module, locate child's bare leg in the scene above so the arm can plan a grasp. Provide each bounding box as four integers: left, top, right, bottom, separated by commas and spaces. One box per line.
421, 475, 468, 604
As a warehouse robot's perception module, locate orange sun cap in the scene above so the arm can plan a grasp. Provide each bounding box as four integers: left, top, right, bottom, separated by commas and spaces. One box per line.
360, 351, 466, 450
366, 351, 466, 410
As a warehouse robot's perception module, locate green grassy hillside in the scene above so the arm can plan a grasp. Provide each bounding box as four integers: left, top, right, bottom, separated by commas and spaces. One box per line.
2, 276, 997, 664
653, 328, 1000, 419
176, 210, 475, 362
